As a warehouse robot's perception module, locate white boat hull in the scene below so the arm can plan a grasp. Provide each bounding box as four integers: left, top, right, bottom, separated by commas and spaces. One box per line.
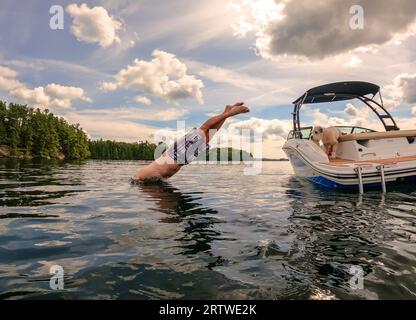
283, 138, 416, 191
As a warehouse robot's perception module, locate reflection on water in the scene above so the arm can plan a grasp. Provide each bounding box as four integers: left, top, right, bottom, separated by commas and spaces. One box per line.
0, 159, 416, 299
137, 182, 223, 257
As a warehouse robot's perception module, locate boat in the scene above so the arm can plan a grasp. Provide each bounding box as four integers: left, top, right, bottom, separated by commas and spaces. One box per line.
282, 81, 416, 193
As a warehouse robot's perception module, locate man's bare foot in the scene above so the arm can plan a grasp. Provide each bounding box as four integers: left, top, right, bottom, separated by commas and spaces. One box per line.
224, 104, 233, 113
226, 102, 250, 116
224, 102, 243, 113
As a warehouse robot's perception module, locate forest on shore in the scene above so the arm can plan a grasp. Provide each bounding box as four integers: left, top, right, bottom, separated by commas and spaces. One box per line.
0, 101, 157, 160
0, 101, 90, 159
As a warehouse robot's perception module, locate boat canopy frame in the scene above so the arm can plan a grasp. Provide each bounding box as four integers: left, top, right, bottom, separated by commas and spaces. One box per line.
292, 81, 399, 139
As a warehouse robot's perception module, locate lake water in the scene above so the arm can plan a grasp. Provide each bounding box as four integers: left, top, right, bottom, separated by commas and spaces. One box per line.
1, 159, 416, 300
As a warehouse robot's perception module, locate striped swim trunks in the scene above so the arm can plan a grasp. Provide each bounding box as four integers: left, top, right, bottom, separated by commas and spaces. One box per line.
166, 128, 209, 165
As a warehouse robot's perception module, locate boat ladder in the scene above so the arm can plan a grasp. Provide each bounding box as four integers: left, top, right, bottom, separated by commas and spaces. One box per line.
354, 164, 386, 194
377, 165, 387, 193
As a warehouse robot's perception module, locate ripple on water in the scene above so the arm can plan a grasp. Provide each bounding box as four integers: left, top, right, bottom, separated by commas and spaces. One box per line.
0, 159, 416, 299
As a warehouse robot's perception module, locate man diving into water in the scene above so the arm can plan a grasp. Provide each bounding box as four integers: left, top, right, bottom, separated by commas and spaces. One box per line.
132, 102, 250, 182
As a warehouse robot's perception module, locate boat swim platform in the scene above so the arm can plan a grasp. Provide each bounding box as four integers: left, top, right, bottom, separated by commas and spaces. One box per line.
339, 129, 416, 142
325, 155, 416, 167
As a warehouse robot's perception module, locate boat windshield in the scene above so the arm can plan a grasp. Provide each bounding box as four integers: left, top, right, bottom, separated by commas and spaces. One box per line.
287, 126, 312, 140
287, 126, 375, 140
335, 126, 376, 134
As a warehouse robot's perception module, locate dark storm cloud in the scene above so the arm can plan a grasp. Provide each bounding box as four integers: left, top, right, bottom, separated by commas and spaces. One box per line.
266, 0, 416, 59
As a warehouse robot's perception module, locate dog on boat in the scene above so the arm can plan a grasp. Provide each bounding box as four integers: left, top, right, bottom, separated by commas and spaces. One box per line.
310, 126, 342, 159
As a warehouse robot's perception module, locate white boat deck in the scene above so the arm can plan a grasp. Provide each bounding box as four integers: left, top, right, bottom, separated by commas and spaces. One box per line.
326, 155, 416, 167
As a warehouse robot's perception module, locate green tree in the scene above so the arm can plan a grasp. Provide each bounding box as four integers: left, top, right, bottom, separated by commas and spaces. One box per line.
0, 101, 8, 145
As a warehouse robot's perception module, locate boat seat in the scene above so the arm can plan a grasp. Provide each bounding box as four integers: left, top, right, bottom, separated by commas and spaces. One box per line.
339, 130, 416, 142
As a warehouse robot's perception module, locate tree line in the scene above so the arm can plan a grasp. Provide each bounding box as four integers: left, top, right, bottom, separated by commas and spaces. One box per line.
0, 101, 157, 160
88, 140, 157, 160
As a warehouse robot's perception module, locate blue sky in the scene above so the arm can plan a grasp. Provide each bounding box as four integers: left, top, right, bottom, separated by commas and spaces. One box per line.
1, 0, 416, 157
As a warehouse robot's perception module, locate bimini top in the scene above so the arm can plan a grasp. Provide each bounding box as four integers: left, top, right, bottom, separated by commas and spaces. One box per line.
293, 81, 380, 104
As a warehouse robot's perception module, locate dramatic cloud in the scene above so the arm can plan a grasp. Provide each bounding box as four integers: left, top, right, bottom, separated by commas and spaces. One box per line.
66, 3, 122, 48
134, 96, 152, 105
99, 50, 204, 104
231, 0, 416, 60
230, 0, 285, 38
0, 65, 90, 109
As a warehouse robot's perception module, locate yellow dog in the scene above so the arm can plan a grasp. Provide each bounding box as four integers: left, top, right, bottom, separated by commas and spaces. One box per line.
310, 126, 342, 159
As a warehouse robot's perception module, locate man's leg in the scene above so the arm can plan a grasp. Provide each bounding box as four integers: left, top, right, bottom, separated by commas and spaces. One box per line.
206, 104, 234, 131
199, 102, 249, 142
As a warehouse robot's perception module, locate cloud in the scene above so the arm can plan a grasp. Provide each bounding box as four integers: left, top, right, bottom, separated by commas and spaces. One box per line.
44, 83, 91, 102
99, 50, 204, 104
0, 65, 17, 79
228, 117, 291, 139
0, 65, 91, 110
230, 0, 285, 38
11, 87, 50, 107
66, 3, 122, 48
134, 96, 152, 105
389, 73, 416, 105
231, 0, 416, 60
0, 75, 22, 92
98, 81, 118, 91
344, 103, 359, 116
382, 73, 416, 112
213, 117, 293, 158
0, 65, 24, 91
